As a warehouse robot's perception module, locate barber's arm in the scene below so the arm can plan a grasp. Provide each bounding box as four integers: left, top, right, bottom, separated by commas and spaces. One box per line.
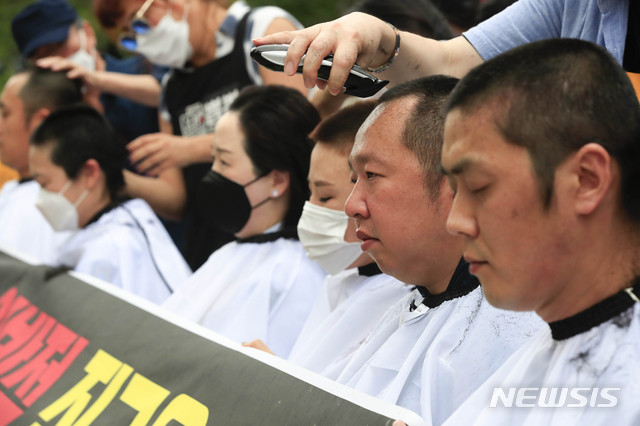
81, 71, 161, 107
253, 12, 482, 95
36, 56, 162, 107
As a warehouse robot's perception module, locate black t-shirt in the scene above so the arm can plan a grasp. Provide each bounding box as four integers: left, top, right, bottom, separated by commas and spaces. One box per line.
164, 11, 254, 270
623, 1, 640, 72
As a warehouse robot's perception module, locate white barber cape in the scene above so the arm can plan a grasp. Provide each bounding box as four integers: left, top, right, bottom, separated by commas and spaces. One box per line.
443, 283, 640, 426
335, 260, 545, 425
288, 263, 409, 378
0, 180, 70, 263
162, 231, 326, 358
55, 198, 191, 304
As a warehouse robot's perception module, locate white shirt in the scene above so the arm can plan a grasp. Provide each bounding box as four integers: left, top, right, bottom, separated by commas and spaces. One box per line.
444, 294, 640, 425
56, 198, 191, 304
163, 235, 326, 358
335, 264, 545, 425
288, 266, 410, 378
0, 180, 70, 263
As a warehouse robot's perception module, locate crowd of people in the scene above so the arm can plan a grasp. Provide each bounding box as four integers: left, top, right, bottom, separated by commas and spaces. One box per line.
0, 0, 639, 424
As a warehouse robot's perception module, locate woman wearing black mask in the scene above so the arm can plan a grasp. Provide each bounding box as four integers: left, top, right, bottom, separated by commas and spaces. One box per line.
93, 0, 308, 271
163, 85, 326, 358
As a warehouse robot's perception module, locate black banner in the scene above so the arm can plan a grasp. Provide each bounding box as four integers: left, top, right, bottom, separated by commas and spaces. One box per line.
0, 250, 423, 425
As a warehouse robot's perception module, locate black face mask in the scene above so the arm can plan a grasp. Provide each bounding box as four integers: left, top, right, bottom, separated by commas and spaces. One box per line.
198, 170, 270, 234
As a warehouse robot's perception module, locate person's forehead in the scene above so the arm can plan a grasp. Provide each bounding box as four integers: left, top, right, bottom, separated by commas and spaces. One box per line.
2, 75, 27, 101
312, 143, 348, 168
29, 144, 56, 169
212, 112, 244, 150
310, 144, 349, 182
443, 108, 492, 163
350, 106, 406, 167
442, 107, 532, 176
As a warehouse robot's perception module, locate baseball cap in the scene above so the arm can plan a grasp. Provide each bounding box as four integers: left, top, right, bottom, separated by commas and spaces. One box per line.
11, 0, 78, 58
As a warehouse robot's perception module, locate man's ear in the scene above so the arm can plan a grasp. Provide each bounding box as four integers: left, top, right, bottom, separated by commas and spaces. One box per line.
573, 143, 612, 215
80, 159, 102, 190
269, 169, 290, 198
27, 108, 50, 133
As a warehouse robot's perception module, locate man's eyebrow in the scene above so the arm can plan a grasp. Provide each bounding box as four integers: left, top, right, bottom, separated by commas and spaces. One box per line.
350, 151, 387, 168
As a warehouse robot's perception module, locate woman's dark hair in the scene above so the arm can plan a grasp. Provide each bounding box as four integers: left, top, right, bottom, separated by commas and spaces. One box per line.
310, 99, 377, 155
229, 85, 320, 236
30, 105, 127, 201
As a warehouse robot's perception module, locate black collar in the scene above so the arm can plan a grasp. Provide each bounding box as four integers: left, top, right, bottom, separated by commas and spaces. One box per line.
358, 262, 382, 277
85, 197, 129, 227
19, 177, 33, 184
410, 259, 480, 310
549, 277, 640, 340
236, 229, 298, 244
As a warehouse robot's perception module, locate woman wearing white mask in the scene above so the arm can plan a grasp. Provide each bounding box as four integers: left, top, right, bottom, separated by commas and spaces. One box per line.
93, 0, 308, 271
12, 0, 181, 226
246, 101, 409, 376
29, 105, 191, 305
162, 85, 325, 358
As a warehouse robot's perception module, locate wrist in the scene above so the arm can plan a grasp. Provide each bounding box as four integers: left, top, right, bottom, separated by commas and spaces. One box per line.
367, 22, 401, 73
85, 69, 104, 87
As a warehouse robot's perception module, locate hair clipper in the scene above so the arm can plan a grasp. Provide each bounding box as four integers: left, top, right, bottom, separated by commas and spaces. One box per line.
250, 44, 389, 98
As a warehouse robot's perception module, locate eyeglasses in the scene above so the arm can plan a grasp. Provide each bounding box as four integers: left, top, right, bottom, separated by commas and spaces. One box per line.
119, 0, 157, 51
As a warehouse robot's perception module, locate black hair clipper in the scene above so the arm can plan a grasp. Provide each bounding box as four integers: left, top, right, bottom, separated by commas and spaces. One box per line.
250, 44, 389, 98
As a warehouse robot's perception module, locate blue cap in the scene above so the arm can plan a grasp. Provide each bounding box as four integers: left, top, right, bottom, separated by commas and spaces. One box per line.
11, 0, 78, 58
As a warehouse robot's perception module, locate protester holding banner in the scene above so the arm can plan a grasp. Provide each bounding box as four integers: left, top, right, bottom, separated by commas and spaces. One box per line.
283, 101, 409, 376
162, 85, 326, 358
0, 67, 83, 263
28, 105, 191, 304
329, 76, 543, 424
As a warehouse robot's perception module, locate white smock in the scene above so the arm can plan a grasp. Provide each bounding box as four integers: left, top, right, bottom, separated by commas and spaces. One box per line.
162, 232, 326, 358
335, 261, 545, 425
55, 198, 191, 304
0, 180, 70, 263
443, 288, 640, 426
288, 264, 410, 378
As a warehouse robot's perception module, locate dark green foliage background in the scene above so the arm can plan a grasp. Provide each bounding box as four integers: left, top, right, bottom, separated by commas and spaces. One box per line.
0, 0, 358, 88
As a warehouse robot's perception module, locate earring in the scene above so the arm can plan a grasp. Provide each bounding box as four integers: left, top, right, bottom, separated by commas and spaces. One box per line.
272, 190, 278, 197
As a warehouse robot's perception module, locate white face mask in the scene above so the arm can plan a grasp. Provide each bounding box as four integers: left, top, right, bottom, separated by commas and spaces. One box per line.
134, 4, 193, 68
67, 28, 96, 71
36, 181, 89, 232
297, 201, 363, 275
